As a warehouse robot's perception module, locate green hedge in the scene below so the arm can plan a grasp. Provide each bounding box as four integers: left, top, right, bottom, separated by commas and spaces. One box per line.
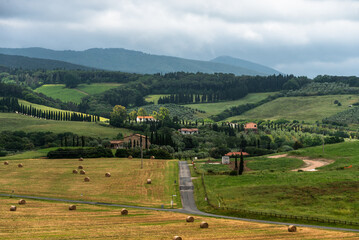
115, 148, 172, 159
47, 147, 113, 159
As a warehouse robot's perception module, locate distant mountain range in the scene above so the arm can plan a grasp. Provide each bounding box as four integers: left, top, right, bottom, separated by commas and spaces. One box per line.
0, 54, 91, 70
0, 47, 280, 76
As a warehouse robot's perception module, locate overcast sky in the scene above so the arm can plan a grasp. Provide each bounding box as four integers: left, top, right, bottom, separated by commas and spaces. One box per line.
1, 0, 359, 77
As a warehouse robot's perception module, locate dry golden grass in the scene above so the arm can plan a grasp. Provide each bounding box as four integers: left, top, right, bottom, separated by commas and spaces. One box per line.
0, 158, 179, 208
0, 197, 357, 240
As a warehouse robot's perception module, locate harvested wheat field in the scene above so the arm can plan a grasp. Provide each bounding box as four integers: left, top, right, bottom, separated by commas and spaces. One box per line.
0, 198, 357, 240
0, 158, 180, 208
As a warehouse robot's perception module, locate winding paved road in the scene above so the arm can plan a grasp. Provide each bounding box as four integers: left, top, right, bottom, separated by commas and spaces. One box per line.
1, 161, 358, 233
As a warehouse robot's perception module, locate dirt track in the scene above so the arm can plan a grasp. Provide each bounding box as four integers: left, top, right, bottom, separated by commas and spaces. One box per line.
268, 154, 334, 171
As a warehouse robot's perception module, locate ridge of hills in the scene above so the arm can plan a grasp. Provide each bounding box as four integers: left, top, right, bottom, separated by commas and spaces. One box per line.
0, 47, 280, 76
0, 53, 91, 70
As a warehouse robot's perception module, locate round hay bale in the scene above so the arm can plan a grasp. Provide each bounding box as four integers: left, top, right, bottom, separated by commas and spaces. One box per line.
4, 161, 9, 165
186, 216, 194, 222
18, 163, 23, 168
84, 177, 90, 182
18, 199, 26, 205
105, 172, 111, 177
173, 236, 182, 240
288, 225, 297, 232
128, 155, 133, 159
69, 205, 76, 210
200, 221, 209, 228
72, 169, 78, 174
147, 179, 152, 184
80, 169, 86, 175
79, 157, 83, 161
121, 208, 128, 215
150, 155, 155, 159
78, 165, 83, 169
10, 205, 17, 211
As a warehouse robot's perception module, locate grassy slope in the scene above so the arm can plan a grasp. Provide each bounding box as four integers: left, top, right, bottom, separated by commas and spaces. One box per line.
144, 94, 171, 104
193, 141, 359, 222
34, 83, 122, 103
1, 198, 354, 239
0, 157, 180, 208
226, 95, 359, 122
185, 92, 277, 117
0, 113, 130, 139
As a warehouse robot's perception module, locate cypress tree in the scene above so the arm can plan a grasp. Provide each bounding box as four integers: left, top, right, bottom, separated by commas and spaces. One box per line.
239, 151, 244, 175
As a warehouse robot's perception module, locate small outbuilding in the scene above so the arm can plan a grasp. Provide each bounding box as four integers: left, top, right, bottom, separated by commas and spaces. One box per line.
244, 122, 258, 133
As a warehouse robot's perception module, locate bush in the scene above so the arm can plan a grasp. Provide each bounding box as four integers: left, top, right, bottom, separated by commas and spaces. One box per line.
229, 170, 238, 176
245, 147, 275, 156
47, 147, 113, 159
115, 149, 129, 158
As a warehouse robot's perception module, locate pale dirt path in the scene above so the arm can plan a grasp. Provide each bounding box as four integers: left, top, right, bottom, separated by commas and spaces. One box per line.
268, 154, 334, 171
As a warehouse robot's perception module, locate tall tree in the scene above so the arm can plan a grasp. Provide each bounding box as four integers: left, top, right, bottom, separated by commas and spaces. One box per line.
110, 105, 127, 127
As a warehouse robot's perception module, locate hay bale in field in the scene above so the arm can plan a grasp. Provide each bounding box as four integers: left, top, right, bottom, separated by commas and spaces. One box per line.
121, 208, 128, 215
105, 172, 111, 177
79, 157, 83, 161
80, 169, 86, 175
18, 199, 26, 205
69, 205, 76, 210
288, 225, 297, 232
173, 236, 182, 240
72, 169, 78, 174
4, 161, 9, 165
200, 221, 209, 228
186, 216, 194, 222
84, 177, 90, 182
18, 163, 23, 168
78, 165, 83, 169
150, 155, 155, 159
147, 179, 151, 184
128, 155, 133, 159
10, 205, 16, 211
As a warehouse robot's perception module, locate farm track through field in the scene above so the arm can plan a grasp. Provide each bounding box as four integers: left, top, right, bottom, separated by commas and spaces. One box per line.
268, 154, 334, 171
1, 161, 358, 233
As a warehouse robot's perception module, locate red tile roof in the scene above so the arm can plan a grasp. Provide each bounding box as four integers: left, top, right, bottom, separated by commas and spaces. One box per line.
244, 122, 257, 129
178, 128, 199, 132
225, 152, 249, 156
137, 116, 154, 119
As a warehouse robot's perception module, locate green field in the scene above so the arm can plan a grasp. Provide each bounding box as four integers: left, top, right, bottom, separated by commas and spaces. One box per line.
0, 113, 131, 139
192, 141, 359, 222
34, 83, 122, 103
226, 95, 359, 122
0, 157, 180, 208
145, 94, 171, 104
185, 92, 277, 117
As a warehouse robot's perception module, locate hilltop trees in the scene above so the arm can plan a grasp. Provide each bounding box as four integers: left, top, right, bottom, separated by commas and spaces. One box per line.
110, 105, 127, 127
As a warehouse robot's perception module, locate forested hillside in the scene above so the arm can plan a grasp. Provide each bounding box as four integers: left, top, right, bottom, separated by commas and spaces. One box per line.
0, 47, 276, 76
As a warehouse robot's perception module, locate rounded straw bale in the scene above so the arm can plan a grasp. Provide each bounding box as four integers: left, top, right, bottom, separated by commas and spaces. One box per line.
72, 169, 78, 174
80, 169, 86, 175
186, 216, 194, 222
121, 208, 128, 215
69, 205, 76, 210
10, 205, 17, 211
18, 163, 23, 168
79, 157, 83, 161
150, 156, 155, 159
173, 236, 182, 240
200, 221, 209, 228
78, 165, 83, 169
105, 172, 111, 177
288, 225, 297, 232
147, 179, 152, 184
4, 161, 9, 165
128, 155, 133, 159
18, 199, 26, 205
84, 177, 90, 182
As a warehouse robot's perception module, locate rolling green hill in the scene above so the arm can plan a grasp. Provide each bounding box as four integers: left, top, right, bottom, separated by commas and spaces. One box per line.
34, 83, 123, 103
225, 95, 359, 122
0, 53, 91, 70
0, 47, 278, 76
0, 113, 130, 139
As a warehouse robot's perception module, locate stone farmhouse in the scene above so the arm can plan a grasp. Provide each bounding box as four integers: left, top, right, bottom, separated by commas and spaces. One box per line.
178, 128, 199, 134
110, 133, 151, 149
136, 116, 156, 122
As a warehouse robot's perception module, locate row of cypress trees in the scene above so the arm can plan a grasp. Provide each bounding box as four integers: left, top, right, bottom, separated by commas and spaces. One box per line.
0, 97, 100, 122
